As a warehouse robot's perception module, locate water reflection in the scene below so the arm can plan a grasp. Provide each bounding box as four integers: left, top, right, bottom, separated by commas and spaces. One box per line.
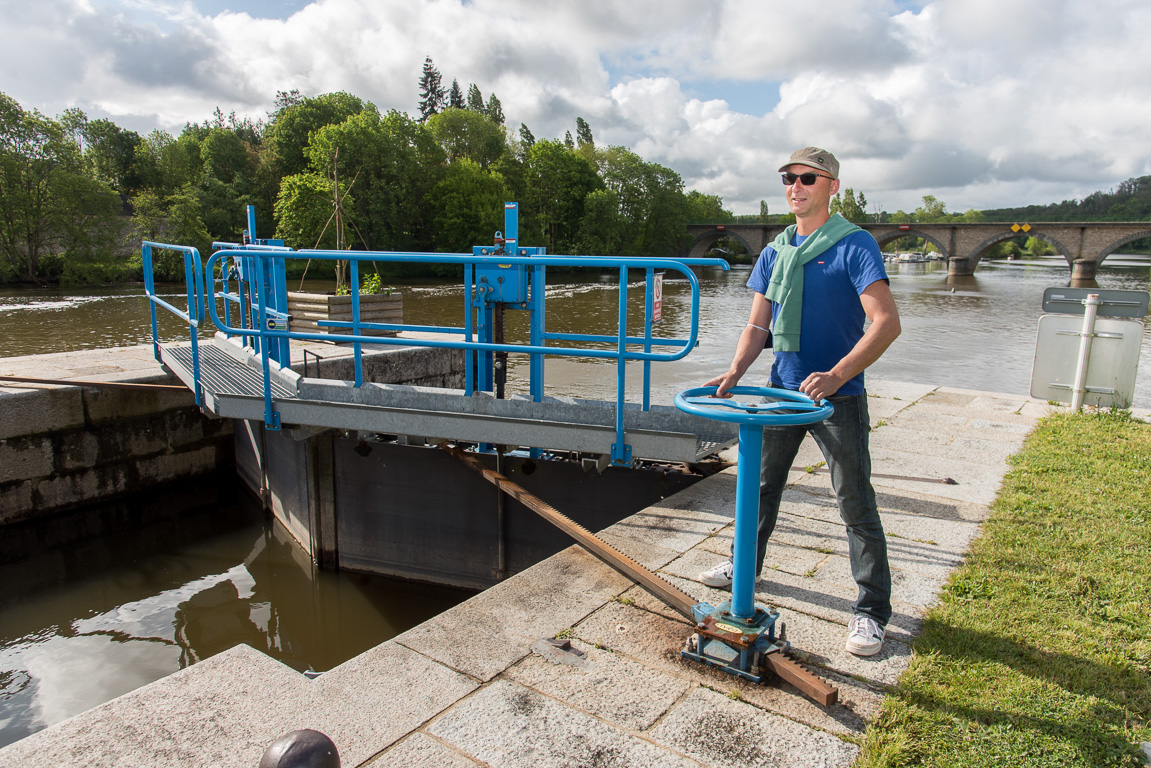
0, 480, 473, 749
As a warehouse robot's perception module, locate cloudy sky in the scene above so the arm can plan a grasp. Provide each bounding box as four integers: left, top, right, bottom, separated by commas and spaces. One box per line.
3, 0, 1149, 215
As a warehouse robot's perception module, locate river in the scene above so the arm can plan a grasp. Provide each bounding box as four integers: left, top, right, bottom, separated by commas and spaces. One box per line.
3, 254, 1150, 406
1, 253, 1149, 748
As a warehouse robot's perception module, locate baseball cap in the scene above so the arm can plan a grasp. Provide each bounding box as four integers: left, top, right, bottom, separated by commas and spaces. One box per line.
778, 147, 839, 179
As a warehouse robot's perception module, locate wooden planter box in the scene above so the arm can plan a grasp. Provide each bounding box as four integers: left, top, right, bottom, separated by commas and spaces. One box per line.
287, 291, 403, 339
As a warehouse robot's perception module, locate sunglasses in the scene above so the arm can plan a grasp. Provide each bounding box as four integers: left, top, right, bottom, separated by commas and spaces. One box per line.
781, 171, 834, 186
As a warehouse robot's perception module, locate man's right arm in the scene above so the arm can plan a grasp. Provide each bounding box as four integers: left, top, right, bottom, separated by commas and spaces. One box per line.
704, 292, 772, 397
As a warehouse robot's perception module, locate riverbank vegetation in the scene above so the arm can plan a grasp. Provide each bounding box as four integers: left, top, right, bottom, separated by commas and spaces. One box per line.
0, 64, 731, 287
859, 409, 1151, 768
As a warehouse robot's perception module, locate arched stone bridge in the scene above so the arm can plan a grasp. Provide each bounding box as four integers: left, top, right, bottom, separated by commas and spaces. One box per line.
685, 221, 1151, 281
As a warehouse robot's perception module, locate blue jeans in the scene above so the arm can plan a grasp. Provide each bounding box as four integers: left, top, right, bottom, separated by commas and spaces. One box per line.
754, 392, 892, 626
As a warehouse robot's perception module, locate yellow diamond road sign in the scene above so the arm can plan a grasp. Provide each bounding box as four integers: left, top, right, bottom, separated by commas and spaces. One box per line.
1022, 223, 1031, 232
1011, 223, 1021, 232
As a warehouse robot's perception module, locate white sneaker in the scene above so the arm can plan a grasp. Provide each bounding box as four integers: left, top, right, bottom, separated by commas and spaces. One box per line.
699, 560, 734, 588
845, 615, 885, 656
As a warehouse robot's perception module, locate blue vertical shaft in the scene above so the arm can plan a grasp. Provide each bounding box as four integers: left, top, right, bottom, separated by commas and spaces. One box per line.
732, 422, 763, 619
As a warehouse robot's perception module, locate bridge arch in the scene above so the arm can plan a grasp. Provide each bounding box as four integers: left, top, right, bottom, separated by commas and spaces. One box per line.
967, 229, 1076, 272
870, 228, 949, 260
687, 228, 756, 260
1097, 227, 1151, 265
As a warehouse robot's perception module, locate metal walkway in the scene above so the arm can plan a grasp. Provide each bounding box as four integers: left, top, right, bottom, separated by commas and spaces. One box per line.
144, 202, 739, 466
161, 337, 737, 464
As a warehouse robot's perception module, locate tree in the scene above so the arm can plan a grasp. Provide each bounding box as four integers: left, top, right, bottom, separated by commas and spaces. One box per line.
466, 84, 485, 113
914, 194, 948, 222
0, 93, 119, 283
685, 190, 730, 221
759, 200, 770, 222
418, 56, 446, 121
448, 79, 465, 110
563, 130, 574, 149
306, 109, 446, 252
82, 118, 146, 194
274, 171, 355, 252
425, 108, 507, 168
522, 139, 602, 253
831, 187, 868, 223
264, 91, 370, 179
517, 123, 535, 161
426, 159, 511, 252
485, 94, 504, 126
575, 117, 594, 151
576, 188, 624, 255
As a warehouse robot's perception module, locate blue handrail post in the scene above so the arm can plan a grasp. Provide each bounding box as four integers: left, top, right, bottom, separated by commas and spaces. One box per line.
464, 262, 476, 395
611, 265, 631, 467
143, 243, 160, 362
252, 249, 280, 430
643, 267, 655, 412
184, 246, 204, 407
351, 257, 363, 387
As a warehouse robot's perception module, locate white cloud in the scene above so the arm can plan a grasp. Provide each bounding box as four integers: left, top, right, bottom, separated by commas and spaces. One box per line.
2, 0, 1150, 214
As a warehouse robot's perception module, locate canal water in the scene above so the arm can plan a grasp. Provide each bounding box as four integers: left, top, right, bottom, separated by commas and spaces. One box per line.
1, 253, 1149, 748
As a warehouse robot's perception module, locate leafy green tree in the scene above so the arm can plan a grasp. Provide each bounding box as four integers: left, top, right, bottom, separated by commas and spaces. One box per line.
164, 184, 213, 278
576, 188, 624, 255
425, 108, 506, 168
0, 93, 119, 283
485, 94, 504, 126
274, 171, 354, 251
914, 194, 948, 221
685, 190, 730, 222
448, 79, 465, 110
831, 187, 868, 222
82, 118, 146, 194
575, 117, 594, 152
264, 91, 369, 178
759, 200, 769, 222
466, 84, 485, 113
426, 159, 510, 252
307, 109, 446, 252
418, 57, 446, 121
522, 139, 602, 253
201, 127, 251, 186
517, 123, 535, 161
131, 189, 167, 243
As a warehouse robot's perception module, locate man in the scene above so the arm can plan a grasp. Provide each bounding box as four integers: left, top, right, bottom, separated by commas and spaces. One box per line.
698, 147, 901, 657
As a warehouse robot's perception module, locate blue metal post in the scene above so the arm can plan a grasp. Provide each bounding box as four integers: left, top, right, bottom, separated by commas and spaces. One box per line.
143, 244, 160, 362
464, 262, 475, 395
732, 422, 763, 619
351, 258, 363, 387
643, 267, 654, 411
612, 266, 630, 466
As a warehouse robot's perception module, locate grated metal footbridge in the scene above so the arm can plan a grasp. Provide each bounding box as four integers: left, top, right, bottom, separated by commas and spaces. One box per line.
145, 203, 738, 467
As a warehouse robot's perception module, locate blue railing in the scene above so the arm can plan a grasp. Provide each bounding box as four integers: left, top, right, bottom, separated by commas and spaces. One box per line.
142, 240, 206, 406
145, 234, 728, 466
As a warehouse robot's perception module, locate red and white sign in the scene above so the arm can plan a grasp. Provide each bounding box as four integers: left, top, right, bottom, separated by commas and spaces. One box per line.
652, 272, 664, 322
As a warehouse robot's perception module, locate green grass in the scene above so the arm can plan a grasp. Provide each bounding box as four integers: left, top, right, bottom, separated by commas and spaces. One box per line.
858, 409, 1151, 767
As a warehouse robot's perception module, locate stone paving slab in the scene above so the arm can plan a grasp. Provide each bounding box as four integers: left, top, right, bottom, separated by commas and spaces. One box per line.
394, 546, 633, 681
647, 686, 859, 768
505, 637, 693, 731
372, 733, 484, 767
427, 680, 703, 768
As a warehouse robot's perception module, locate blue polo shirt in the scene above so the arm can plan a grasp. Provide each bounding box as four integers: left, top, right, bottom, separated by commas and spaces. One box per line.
747, 229, 887, 396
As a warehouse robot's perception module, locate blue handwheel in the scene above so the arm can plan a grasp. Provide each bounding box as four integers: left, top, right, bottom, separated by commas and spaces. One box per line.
676, 385, 833, 620
674, 385, 833, 425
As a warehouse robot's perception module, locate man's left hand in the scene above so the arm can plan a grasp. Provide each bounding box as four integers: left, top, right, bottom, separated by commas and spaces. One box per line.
799, 371, 844, 403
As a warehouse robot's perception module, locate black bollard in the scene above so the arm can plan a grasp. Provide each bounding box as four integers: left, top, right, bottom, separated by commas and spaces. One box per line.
259, 729, 340, 768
